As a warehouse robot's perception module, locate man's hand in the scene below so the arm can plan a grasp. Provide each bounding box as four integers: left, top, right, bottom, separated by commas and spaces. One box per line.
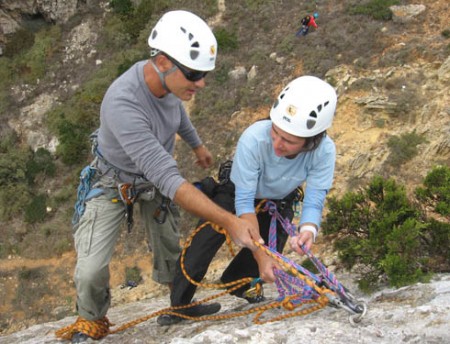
226, 217, 264, 251
174, 183, 263, 251
193, 145, 213, 168
289, 230, 314, 255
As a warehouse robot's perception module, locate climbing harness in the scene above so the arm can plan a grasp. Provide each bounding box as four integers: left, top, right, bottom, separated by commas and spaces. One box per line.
57, 198, 367, 341
72, 129, 166, 233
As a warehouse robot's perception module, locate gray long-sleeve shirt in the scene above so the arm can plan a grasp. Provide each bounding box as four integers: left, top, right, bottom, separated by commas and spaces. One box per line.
97, 60, 202, 199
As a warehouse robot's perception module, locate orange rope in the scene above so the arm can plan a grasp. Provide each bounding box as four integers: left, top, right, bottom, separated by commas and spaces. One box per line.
55, 316, 113, 340
56, 199, 335, 340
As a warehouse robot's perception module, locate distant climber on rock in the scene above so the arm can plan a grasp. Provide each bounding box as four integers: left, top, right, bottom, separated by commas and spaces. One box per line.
296, 12, 319, 37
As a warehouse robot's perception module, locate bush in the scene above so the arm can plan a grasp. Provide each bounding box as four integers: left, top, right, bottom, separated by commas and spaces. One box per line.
3, 28, 35, 58
14, 267, 50, 313
25, 148, 56, 184
109, 0, 134, 15
14, 25, 62, 84
322, 174, 446, 291
214, 27, 239, 53
25, 194, 48, 224
386, 131, 426, 167
0, 145, 33, 221
415, 166, 450, 217
55, 118, 91, 166
348, 0, 399, 21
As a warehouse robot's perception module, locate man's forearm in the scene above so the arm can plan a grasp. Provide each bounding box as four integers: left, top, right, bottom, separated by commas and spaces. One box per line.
173, 181, 234, 229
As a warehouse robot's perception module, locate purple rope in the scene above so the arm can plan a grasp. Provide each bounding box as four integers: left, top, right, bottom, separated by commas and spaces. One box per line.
262, 200, 350, 302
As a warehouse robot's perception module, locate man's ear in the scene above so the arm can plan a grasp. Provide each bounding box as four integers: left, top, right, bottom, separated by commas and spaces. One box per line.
154, 54, 172, 72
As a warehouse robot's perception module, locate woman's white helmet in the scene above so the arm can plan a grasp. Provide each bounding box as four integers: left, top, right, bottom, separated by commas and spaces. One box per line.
148, 10, 217, 71
270, 76, 337, 137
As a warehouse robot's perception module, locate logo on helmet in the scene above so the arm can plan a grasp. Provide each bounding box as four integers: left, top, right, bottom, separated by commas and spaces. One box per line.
286, 105, 297, 117
210, 45, 216, 56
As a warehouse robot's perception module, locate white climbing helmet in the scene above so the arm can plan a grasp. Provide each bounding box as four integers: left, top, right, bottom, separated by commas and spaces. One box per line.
270, 76, 337, 137
148, 10, 217, 71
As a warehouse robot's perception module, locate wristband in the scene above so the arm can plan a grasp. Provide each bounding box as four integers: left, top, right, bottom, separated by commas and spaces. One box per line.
299, 224, 317, 242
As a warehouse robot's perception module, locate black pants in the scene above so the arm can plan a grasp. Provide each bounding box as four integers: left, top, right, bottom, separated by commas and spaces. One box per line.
170, 181, 294, 306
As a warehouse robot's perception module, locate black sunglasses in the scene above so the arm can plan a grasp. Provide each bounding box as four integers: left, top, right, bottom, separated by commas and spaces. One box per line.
165, 55, 208, 82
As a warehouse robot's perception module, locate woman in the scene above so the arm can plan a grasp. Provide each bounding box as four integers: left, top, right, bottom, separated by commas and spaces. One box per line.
159, 75, 337, 325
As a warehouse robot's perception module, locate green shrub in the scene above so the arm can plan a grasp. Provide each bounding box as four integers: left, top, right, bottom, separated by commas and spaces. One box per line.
14, 267, 50, 312
214, 27, 239, 53
25, 148, 56, 184
109, 0, 134, 15
114, 0, 170, 43
14, 25, 62, 84
441, 29, 450, 39
322, 174, 446, 291
386, 131, 426, 167
24, 194, 48, 224
55, 118, 91, 166
3, 28, 35, 58
0, 145, 33, 220
348, 0, 399, 21
415, 166, 450, 217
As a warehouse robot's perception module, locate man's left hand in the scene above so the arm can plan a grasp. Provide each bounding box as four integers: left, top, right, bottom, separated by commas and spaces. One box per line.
193, 145, 213, 168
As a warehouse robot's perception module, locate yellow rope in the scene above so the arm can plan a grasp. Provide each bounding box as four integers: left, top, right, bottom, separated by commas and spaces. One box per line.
55, 316, 113, 340
56, 199, 334, 339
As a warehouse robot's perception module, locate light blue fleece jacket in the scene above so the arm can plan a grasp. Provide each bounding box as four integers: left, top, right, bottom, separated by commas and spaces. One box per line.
230, 120, 336, 227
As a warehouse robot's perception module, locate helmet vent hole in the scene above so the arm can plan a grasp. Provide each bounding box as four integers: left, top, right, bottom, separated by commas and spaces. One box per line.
152, 30, 158, 39
190, 50, 199, 60
324, 101, 329, 107
180, 27, 186, 33
191, 42, 199, 48
189, 33, 194, 40
279, 93, 285, 99
309, 111, 317, 118
273, 99, 280, 108
317, 104, 322, 112
307, 119, 316, 129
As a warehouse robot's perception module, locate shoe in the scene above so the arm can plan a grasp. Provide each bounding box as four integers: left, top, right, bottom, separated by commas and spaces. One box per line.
243, 294, 266, 304
71, 332, 92, 343
238, 283, 266, 304
157, 302, 221, 326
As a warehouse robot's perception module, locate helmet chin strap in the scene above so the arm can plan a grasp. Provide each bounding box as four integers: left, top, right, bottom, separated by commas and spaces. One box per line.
150, 59, 177, 94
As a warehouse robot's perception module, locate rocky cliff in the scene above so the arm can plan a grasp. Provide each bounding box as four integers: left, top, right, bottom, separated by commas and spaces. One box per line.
0, 0, 449, 342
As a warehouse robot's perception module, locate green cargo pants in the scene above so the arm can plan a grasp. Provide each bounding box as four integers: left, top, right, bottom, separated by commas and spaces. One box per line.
73, 185, 180, 321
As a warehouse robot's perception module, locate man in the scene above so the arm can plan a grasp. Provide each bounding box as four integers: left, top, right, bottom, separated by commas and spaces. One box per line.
159, 76, 337, 326
62, 10, 262, 343
296, 12, 319, 37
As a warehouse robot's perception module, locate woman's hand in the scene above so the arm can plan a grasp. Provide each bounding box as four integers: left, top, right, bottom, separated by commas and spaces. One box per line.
289, 230, 314, 255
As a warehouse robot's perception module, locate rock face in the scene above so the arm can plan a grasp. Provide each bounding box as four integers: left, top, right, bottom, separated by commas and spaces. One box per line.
0, 273, 449, 344
0, 0, 90, 47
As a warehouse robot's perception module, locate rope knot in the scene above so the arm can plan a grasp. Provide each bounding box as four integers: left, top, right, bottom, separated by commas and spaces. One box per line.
55, 316, 113, 340
281, 298, 295, 311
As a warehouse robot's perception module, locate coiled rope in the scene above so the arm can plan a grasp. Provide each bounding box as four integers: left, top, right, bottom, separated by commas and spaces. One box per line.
56, 199, 348, 340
